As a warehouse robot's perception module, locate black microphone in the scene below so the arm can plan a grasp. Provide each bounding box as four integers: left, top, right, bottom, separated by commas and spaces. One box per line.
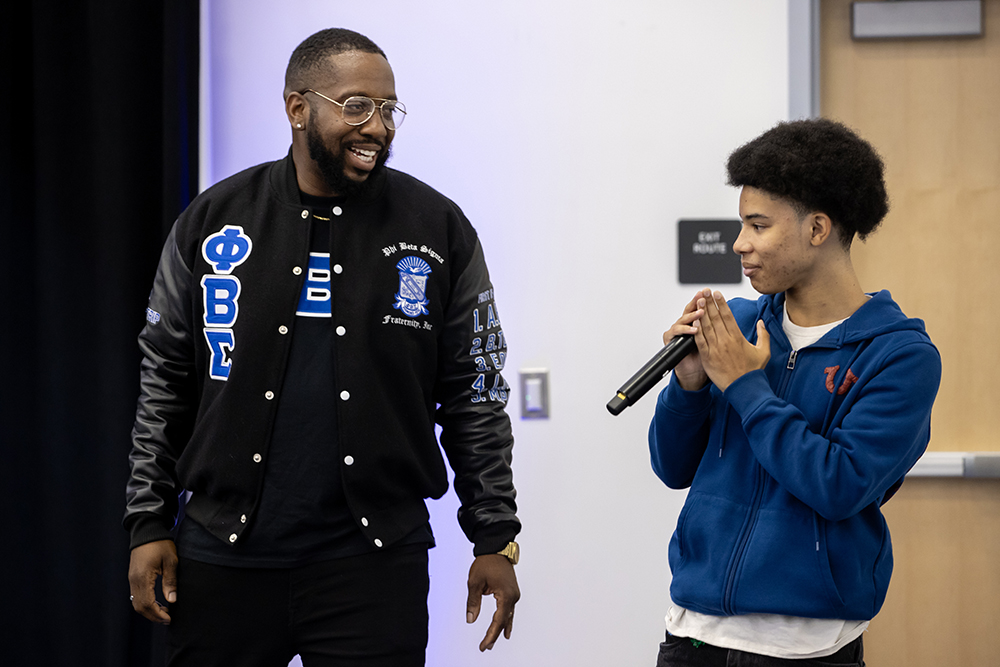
606, 335, 697, 416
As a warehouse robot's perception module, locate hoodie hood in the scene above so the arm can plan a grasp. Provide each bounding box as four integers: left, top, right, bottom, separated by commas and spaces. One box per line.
752, 290, 931, 347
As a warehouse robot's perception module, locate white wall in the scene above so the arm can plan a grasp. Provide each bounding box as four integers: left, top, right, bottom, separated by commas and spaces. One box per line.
203, 2, 789, 664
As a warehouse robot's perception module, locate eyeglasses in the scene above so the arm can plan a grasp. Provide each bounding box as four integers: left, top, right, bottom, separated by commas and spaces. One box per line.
302, 89, 407, 130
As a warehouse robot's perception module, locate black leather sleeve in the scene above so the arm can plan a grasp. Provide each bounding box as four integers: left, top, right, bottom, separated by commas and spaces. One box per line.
436, 239, 520, 556
123, 223, 198, 549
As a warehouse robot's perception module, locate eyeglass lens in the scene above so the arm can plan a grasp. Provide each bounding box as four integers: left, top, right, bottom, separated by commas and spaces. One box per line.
342, 96, 406, 129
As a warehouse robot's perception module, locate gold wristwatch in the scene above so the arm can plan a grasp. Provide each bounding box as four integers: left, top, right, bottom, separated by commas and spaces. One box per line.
497, 541, 519, 565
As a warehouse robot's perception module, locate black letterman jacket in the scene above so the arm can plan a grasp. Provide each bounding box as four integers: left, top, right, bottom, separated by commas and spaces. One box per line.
124, 150, 519, 556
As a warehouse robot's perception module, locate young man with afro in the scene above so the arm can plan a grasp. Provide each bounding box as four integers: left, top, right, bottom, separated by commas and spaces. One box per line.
649, 118, 940, 666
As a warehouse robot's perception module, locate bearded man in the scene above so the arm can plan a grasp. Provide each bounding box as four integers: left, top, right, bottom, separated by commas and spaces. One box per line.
125, 27, 520, 667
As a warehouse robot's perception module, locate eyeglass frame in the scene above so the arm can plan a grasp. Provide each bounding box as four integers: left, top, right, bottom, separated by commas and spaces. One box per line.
300, 89, 407, 129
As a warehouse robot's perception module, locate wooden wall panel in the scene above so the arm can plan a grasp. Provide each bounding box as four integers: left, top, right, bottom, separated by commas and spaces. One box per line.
821, 2, 1000, 664
869, 479, 1000, 666
821, 0, 1000, 452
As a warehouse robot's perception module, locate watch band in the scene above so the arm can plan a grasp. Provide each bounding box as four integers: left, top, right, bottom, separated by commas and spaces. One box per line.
497, 541, 519, 565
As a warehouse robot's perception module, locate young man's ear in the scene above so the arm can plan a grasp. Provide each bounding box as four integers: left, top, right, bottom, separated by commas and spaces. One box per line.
808, 213, 835, 247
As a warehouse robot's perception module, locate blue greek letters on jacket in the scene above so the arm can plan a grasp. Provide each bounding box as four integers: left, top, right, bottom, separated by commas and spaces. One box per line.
200, 225, 253, 380
204, 329, 236, 381
201, 275, 242, 326
202, 225, 253, 274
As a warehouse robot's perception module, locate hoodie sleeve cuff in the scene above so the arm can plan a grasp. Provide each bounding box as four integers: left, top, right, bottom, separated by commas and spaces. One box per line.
723, 369, 774, 418
658, 375, 714, 415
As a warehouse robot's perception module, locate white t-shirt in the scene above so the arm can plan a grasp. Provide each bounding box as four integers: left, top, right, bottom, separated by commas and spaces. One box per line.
664, 301, 868, 659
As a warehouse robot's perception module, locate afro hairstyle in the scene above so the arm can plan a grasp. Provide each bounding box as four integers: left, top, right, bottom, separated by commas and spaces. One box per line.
726, 118, 889, 247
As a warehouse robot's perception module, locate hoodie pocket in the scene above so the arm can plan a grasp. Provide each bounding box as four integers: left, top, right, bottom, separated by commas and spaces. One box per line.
730, 507, 846, 617
668, 492, 748, 614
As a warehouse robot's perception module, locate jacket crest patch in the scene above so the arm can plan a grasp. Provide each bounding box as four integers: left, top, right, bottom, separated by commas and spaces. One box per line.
393, 256, 432, 317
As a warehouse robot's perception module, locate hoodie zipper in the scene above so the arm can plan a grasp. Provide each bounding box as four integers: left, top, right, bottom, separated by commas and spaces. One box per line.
775, 349, 798, 398
722, 463, 765, 614
722, 344, 799, 613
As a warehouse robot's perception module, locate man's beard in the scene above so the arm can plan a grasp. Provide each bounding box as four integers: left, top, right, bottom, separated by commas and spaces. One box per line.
306, 122, 391, 198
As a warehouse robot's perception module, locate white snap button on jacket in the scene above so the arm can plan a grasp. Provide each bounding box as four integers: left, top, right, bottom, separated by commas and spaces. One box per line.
344, 455, 354, 466
253, 453, 262, 463
332, 206, 343, 216
240, 514, 247, 523
374, 539, 383, 548
361, 517, 369, 526
293, 266, 303, 275
278, 325, 288, 335
340, 390, 350, 401
300, 209, 309, 219
336, 326, 346, 336
333, 264, 343, 274
229, 533, 238, 543
265, 391, 274, 400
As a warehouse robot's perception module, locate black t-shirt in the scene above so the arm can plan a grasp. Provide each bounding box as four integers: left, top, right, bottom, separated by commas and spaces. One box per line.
177, 192, 432, 567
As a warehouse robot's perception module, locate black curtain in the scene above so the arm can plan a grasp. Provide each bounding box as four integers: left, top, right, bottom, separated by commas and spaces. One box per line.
1, 1, 199, 665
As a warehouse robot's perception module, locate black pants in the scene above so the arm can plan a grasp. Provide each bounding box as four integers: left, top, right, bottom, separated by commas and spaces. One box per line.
656, 632, 865, 666
166, 545, 429, 667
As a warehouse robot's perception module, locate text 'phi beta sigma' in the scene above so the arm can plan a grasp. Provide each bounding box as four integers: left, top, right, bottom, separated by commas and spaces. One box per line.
201, 226, 254, 380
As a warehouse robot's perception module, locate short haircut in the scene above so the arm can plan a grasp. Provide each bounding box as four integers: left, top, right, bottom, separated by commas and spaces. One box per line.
284, 28, 387, 96
726, 118, 889, 247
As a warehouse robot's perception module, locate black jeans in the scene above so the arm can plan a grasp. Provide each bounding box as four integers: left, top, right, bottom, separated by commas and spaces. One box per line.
656, 632, 865, 667
166, 544, 429, 667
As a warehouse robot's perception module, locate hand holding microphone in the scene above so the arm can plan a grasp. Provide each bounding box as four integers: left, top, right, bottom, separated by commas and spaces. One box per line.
606, 334, 698, 415
607, 289, 769, 415
607, 290, 710, 415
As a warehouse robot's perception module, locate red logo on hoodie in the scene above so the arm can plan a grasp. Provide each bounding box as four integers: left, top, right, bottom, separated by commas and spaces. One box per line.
824, 366, 858, 395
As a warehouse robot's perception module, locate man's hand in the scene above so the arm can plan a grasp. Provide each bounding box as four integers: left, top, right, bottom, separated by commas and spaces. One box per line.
466, 554, 520, 651
694, 290, 770, 391
128, 539, 178, 624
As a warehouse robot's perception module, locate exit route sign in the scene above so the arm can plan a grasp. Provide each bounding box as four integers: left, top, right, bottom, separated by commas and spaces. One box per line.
678, 219, 743, 284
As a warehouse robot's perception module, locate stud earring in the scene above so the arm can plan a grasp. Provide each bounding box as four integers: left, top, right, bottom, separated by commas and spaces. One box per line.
297, 123, 303, 129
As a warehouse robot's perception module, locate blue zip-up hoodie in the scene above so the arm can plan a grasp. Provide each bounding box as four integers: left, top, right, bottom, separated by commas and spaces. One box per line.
649, 290, 940, 621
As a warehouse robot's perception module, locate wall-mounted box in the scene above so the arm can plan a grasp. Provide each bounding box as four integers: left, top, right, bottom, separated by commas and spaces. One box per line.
852, 1, 983, 40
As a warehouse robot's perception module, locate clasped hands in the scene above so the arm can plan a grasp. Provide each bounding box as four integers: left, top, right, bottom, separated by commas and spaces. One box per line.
666, 288, 770, 392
